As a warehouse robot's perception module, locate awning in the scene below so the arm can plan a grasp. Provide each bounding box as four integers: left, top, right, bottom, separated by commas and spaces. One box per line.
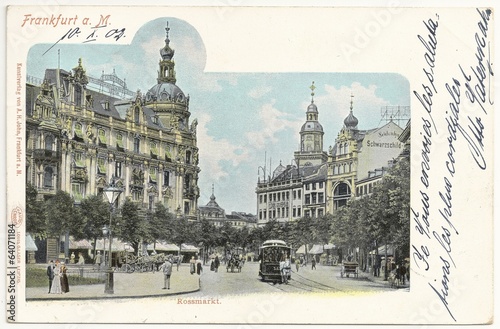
296, 245, 307, 254
180, 243, 199, 252
370, 245, 394, 255
69, 237, 93, 249
323, 243, 336, 250
309, 244, 324, 254
26, 233, 38, 251
147, 241, 179, 252
95, 238, 135, 252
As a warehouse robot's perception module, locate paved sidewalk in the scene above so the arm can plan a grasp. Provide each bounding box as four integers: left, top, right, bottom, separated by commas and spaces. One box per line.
359, 268, 411, 289
26, 264, 200, 301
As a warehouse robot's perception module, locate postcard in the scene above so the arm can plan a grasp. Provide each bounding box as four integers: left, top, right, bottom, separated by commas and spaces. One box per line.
4, 3, 495, 325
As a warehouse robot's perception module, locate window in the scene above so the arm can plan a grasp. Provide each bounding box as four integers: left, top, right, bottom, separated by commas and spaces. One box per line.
312, 183, 316, 190
318, 192, 324, 203
103, 101, 110, 111
132, 190, 142, 202
165, 145, 172, 162
75, 85, 82, 107
298, 190, 302, 199
184, 201, 190, 215
149, 168, 157, 183
115, 162, 122, 178
97, 157, 106, 175
134, 137, 140, 153
74, 152, 85, 167
264, 195, 267, 203
116, 133, 124, 151
44, 166, 53, 188
72, 183, 83, 202
134, 107, 140, 123
293, 190, 297, 199
150, 142, 158, 159
319, 182, 323, 189
163, 171, 170, 186
318, 209, 324, 217
312, 193, 317, 204
305, 195, 311, 205
305, 184, 310, 191
98, 129, 107, 147
293, 208, 296, 217
74, 123, 84, 141
260, 195, 263, 203
297, 208, 301, 217
152, 116, 158, 124
45, 135, 54, 151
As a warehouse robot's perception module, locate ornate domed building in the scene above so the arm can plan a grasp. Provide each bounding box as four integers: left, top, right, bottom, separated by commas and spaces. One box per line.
25, 24, 200, 262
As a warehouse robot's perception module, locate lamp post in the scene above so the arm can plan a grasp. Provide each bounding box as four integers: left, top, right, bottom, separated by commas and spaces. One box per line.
103, 179, 123, 294
102, 225, 109, 271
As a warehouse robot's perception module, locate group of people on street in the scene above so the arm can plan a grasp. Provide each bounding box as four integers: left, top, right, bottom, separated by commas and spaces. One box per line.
189, 256, 203, 275
210, 255, 220, 272
47, 259, 69, 294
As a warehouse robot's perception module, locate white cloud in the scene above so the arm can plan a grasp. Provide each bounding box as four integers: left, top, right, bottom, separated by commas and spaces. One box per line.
245, 100, 302, 150
311, 82, 391, 132
248, 85, 272, 99
196, 112, 250, 181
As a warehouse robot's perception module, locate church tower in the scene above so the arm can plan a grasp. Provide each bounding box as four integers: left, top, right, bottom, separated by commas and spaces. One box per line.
294, 82, 328, 168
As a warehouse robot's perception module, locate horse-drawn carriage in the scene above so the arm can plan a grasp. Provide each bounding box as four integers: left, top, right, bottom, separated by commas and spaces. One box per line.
226, 254, 244, 273
226, 246, 244, 273
120, 253, 167, 273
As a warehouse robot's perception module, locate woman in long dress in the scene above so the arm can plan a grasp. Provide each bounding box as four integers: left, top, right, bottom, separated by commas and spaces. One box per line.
50, 261, 62, 294
60, 262, 69, 293
189, 256, 196, 275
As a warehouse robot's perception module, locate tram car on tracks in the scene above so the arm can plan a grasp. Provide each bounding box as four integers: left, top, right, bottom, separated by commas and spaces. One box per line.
258, 240, 291, 282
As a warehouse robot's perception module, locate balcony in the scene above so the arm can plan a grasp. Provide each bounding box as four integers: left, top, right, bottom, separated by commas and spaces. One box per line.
33, 149, 59, 160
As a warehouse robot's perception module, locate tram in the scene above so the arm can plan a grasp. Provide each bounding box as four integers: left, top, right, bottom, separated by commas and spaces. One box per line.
258, 240, 292, 282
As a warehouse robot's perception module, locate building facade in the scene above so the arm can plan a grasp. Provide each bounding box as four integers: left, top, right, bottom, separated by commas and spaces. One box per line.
256, 86, 408, 225
26, 26, 200, 259
198, 185, 257, 229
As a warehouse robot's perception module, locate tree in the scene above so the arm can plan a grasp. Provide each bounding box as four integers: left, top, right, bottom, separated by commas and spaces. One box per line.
45, 190, 81, 238
79, 194, 110, 254
148, 203, 175, 246
114, 198, 146, 255
25, 183, 47, 237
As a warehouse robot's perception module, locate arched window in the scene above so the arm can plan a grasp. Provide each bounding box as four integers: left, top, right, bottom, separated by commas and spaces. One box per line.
339, 143, 343, 155
186, 150, 191, 164
74, 85, 82, 107
344, 142, 348, 154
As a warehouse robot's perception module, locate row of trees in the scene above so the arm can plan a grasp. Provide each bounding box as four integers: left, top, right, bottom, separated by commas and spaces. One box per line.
26, 156, 409, 264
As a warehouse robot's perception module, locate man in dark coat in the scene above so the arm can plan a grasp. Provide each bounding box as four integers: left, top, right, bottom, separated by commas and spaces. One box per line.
46, 260, 55, 293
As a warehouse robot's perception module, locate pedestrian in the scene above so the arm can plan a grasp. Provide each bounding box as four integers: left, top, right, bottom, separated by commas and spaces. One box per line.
77, 252, 84, 265
50, 260, 62, 294
177, 255, 181, 271
311, 256, 316, 270
60, 262, 69, 293
295, 258, 300, 272
196, 258, 203, 275
95, 251, 102, 270
70, 252, 76, 264
161, 258, 173, 289
214, 255, 220, 273
189, 256, 196, 275
46, 260, 54, 294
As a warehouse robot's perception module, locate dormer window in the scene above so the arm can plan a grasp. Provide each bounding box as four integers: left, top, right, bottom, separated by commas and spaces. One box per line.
103, 101, 110, 111
152, 116, 158, 124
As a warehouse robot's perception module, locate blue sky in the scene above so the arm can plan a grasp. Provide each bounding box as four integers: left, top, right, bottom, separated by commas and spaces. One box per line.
27, 17, 410, 214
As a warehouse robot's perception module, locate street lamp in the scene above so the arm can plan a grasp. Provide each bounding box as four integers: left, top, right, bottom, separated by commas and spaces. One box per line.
102, 225, 109, 270
103, 178, 123, 294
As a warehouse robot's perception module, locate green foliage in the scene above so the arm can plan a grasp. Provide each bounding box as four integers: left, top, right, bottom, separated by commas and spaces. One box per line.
79, 194, 110, 241
114, 198, 146, 254
45, 190, 82, 238
26, 183, 47, 237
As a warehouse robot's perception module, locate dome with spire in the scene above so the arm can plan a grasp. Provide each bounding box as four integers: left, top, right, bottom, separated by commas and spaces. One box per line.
145, 23, 188, 105
344, 94, 358, 129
